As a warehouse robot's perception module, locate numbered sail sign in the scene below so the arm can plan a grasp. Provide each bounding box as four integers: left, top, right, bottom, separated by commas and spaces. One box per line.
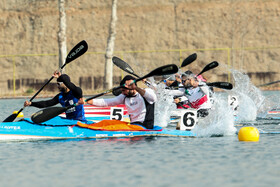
176, 109, 197, 131
228, 95, 239, 116
110, 107, 124, 121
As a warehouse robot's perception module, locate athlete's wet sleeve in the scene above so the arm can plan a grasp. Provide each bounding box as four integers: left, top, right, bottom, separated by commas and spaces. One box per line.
168, 89, 185, 97
92, 94, 125, 107
199, 82, 210, 97
143, 88, 157, 104
60, 74, 83, 99
30, 94, 59, 108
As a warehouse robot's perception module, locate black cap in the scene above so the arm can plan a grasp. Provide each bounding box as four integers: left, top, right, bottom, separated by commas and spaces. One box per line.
57, 74, 70, 83
185, 70, 193, 75
120, 75, 136, 86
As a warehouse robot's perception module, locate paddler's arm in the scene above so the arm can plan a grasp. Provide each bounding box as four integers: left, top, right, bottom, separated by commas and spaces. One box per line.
142, 78, 157, 91
128, 81, 147, 97
57, 73, 83, 99
168, 89, 185, 97
82, 94, 126, 107
24, 94, 59, 108
198, 82, 210, 96
134, 86, 146, 97
142, 88, 157, 103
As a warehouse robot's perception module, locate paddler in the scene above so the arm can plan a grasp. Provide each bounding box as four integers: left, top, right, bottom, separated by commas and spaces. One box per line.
171, 73, 212, 117
79, 75, 157, 129
24, 71, 86, 121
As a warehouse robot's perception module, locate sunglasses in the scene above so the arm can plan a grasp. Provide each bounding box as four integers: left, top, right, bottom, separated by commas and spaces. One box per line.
57, 82, 63, 86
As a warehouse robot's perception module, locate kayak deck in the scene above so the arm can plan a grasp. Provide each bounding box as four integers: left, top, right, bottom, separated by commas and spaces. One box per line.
0, 119, 196, 141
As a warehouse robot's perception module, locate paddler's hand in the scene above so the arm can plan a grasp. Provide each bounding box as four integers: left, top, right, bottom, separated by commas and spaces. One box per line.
124, 80, 136, 90
142, 79, 147, 84
78, 98, 86, 105
174, 98, 181, 104
53, 70, 61, 79
128, 82, 137, 90
24, 101, 31, 107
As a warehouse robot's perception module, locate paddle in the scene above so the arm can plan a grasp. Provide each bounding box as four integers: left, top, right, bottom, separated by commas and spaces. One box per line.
3, 40, 88, 123
112, 56, 151, 87
205, 82, 233, 90
196, 61, 219, 77
112, 56, 140, 78
257, 80, 280, 87
31, 64, 179, 123
113, 53, 197, 79
170, 82, 233, 90
180, 53, 197, 68
158, 53, 197, 83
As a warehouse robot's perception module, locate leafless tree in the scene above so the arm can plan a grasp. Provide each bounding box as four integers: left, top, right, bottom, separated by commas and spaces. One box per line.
57, 0, 67, 73
104, 0, 118, 89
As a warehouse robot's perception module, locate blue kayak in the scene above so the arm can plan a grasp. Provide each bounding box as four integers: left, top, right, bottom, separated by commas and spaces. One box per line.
0, 117, 196, 141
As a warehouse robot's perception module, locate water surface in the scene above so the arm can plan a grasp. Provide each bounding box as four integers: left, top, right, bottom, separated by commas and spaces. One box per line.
0, 95, 280, 187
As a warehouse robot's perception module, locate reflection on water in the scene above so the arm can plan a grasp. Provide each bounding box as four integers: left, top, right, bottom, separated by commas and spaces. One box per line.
0, 89, 280, 186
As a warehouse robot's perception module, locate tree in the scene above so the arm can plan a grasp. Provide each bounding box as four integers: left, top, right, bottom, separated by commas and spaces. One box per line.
57, 0, 67, 73
104, 0, 118, 89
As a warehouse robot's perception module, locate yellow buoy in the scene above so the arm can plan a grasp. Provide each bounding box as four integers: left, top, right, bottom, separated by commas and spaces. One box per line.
238, 127, 259, 141
13, 111, 24, 118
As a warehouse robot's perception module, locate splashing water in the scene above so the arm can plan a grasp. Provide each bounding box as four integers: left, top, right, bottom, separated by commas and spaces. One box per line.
151, 76, 237, 136
146, 66, 278, 137
152, 80, 177, 127
193, 92, 237, 137
228, 68, 278, 121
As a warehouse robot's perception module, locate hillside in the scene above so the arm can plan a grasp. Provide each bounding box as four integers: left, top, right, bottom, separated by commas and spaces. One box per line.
0, 0, 279, 96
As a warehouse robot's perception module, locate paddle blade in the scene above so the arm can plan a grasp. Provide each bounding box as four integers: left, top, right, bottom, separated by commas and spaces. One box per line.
181, 53, 197, 68
197, 61, 219, 76
207, 82, 233, 90
31, 107, 68, 124
138, 64, 179, 81
65, 40, 88, 64
3, 108, 24, 122
112, 87, 122, 96
3, 114, 18, 122
112, 56, 138, 76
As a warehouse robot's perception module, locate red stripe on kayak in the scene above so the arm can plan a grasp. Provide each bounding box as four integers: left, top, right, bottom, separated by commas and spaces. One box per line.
268, 111, 280, 114
84, 105, 126, 108
61, 111, 129, 115
85, 111, 128, 115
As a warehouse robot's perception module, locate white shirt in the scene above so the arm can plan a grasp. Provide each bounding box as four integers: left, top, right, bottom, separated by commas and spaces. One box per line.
168, 83, 212, 109
92, 88, 157, 123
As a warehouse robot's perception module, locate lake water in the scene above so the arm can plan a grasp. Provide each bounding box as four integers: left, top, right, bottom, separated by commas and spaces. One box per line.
0, 91, 280, 187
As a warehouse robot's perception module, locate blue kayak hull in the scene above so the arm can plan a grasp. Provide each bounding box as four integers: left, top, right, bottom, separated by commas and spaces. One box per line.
0, 118, 196, 141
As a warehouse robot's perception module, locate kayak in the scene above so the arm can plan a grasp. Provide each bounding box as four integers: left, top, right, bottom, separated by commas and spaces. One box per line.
257, 108, 280, 120
265, 108, 280, 119
60, 105, 130, 122
0, 116, 196, 141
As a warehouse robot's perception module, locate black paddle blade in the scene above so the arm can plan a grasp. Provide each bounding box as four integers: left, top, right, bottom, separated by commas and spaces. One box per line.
139, 64, 179, 81
3, 114, 18, 122
31, 107, 68, 124
181, 53, 197, 68
112, 87, 122, 96
3, 108, 24, 122
112, 56, 136, 76
65, 40, 88, 64
207, 82, 233, 90
197, 61, 219, 76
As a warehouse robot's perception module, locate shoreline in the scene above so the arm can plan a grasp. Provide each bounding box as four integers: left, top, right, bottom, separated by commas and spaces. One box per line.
1, 88, 279, 99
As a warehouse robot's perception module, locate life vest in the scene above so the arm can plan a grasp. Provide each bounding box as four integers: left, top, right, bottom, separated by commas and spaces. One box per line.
185, 87, 209, 109
58, 91, 86, 121
189, 95, 208, 109
124, 95, 155, 129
